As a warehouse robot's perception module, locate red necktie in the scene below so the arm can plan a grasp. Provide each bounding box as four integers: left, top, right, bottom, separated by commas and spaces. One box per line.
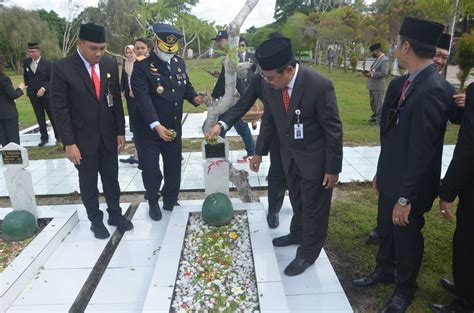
398, 79, 410, 108
91, 64, 100, 100
282, 86, 290, 113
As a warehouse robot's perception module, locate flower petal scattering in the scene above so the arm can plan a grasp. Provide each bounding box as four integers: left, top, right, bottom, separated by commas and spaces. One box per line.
171, 212, 260, 312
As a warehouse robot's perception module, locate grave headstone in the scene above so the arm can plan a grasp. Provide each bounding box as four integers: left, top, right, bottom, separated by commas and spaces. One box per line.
202, 137, 229, 196
1, 143, 38, 219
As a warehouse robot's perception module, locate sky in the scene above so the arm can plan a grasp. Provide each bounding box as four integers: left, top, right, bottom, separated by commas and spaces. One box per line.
5, 0, 373, 31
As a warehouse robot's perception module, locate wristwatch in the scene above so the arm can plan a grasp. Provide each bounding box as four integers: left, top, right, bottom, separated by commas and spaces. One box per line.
398, 197, 410, 206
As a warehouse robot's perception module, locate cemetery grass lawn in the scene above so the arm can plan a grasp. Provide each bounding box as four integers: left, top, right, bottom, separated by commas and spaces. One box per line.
8, 59, 460, 146
327, 183, 456, 313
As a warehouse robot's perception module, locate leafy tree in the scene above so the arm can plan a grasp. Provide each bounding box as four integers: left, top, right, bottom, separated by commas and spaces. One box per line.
455, 31, 474, 90
176, 13, 215, 58
281, 12, 310, 54
37, 10, 66, 48
0, 7, 61, 72
274, 0, 350, 23
248, 26, 276, 48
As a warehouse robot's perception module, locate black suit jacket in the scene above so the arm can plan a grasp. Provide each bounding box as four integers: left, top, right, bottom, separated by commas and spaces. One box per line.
131, 51, 198, 141
377, 64, 451, 205
219, 73, 263, 127
23, 57, 52, 97
439, 83, 474, 202
50, 52, 125, 156
256, 65, 343, 180
211, 52, 256, 99
0, 75, 23, 119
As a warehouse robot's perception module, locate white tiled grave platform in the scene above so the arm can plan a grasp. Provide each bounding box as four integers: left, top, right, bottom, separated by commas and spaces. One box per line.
0, 206, 79, 313
142, 202, 289, 313
260, 196, 353, 313
17, 113, 261, 147
4, 198, 351, 312
5, 203, 130, 313
0, 145, 456, 197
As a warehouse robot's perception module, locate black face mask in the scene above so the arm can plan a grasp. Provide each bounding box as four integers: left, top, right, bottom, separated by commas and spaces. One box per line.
371, 53, 377, 58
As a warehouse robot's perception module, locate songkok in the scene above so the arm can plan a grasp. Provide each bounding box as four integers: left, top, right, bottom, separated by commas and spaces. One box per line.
399, 17, 444, 46
152, 23, 183, 54
437, 33, 451, 51
27, 42, 39, 49
212, 30, 228, 41
369, 43, 381, 52
255, 37, 295, 71
79, 23, 106, 43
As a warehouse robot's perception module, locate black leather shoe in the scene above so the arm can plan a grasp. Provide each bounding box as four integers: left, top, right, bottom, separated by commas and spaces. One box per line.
163, 201, 180, 211
148, 200, 162, 221
108, 215, 134, 232
366, 227, 380, 244
90, 221, 110, 239
284, 257, 314, 276
38, 140, 48, 147
266, 212, 279, 228
381, 294, 413, 313
440, 278, 455, 294
352, 270, 395, 287
430, 299, 474, 313
272, 234, 302, 247
119, 156, 139, 165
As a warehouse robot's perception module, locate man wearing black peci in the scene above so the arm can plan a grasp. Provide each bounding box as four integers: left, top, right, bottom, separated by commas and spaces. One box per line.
23, 42, 60, 146
352, 18, 449, 312
50, 23, 133, 239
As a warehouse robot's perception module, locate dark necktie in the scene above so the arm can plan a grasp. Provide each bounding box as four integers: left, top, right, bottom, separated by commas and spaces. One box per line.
91, 64, 100, 100
282, 86, 290, 113
398, 79, 410, 108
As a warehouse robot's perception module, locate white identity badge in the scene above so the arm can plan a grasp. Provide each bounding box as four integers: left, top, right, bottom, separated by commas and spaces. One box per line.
294, 109, 303, 140
106, 93, 114, 107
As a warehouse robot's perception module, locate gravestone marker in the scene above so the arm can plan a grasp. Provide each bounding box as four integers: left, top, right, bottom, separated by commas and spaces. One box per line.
202, 138, 229, 196
1, 143, 38, 219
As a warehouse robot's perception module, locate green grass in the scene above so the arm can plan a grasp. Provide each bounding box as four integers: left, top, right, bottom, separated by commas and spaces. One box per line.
329, 183, 457, 312
6, 58, 460, 144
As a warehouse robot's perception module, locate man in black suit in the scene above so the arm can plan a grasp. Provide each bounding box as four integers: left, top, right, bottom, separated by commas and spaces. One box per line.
352, 18, 448, 312
430, 83, 474, 313
23, 42, 60, 146
249, 37, 343, 276
131, 23, 204, 220
50, 23, 133, 239
206, 33, 287, 229
211, 31, 256, 162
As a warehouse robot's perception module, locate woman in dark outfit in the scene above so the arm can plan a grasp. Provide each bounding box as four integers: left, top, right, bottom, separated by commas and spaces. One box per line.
0, 55, 25, 146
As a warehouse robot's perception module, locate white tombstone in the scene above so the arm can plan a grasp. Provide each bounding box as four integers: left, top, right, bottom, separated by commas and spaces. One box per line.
187, 48, 193, 59
1, 143, 38, 219
202, 137, 229, 196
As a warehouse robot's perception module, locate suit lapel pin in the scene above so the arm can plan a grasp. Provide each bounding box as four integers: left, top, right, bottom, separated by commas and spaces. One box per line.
173, 57, 178, 63
157, 85, 164, 94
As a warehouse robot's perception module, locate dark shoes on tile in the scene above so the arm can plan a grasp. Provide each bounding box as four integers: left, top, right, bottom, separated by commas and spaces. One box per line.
272, 234, 302, 247
90, 221, 110, 239
38, 140, 48, 147
108, 215, 134, 232
163, 201, 180, 211
440, 278, 455, 294
381, 294, 413, 313
284, 257, 314, 276
352, 270, 395, 287
266, 212, 279, 229
119, 156, 139, 165
148, 200, 162, 221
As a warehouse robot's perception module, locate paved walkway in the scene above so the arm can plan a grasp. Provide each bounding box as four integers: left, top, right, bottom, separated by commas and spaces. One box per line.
0, 146, 455, 197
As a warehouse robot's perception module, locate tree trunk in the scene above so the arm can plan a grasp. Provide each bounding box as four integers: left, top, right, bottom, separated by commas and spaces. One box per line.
198, 36, 201, 56
202, 0, 259, 133
313, 39, 319, 65
342, 42, 347, 73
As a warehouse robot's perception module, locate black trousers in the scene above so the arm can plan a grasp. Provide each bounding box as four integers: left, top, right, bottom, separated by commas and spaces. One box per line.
29, 95, 59, 142
267, 138, 286, 214
453, 190, 474, 305
135, 136, 181, 204
75, 139, 122, 223
0, 117, 20, 146
376, 193, 426, 297
286, 161, 332, 263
